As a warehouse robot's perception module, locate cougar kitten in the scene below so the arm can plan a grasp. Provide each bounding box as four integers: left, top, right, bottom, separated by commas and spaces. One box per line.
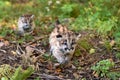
17, 14, 35, 36
49, 20, 81, 64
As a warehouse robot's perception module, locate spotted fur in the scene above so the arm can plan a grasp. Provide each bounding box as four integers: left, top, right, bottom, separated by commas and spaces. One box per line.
49, 20, 81, 64
17, 14, 35, 36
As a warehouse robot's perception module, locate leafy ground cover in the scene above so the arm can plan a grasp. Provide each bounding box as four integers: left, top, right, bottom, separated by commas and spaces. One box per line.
0, 0, 120, 80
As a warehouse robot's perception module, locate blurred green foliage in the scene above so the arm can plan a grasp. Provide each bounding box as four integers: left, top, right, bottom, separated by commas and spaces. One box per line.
91, 59, 114, 77
91, 59, 120, 80
11, 66, 34, 80
0, 0, 120, 42
0, 64, 34, 80
116, 52, 120, 59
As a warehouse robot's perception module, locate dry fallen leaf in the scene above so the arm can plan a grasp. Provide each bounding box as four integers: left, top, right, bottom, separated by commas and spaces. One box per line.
0, 40, 9, 48
73, 72, 79, 79
54, 63, 60, 67
108, 58, 113, 62
47, 61, 53, 70
99, 41, 104, 44
0, 42, 4, 48
92, 71, 99, 78
89, 48, 95, 54
0, 36, 4, 40
11, 24, 17, 30
26, 46, 34, 56
110, 40, 115, 47
31, 56, 38, 63
71, 64, 76, 69
55, 68, 62, 74
31, 43, 37, 47
4, 40, 10, 46
11, 50, 17, 55
44, 25, 48, 29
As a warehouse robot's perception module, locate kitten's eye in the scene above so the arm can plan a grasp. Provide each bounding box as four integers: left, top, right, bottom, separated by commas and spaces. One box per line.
72, 42, 76, 45
71, 47, 74, 50
64, 42, 67, 45
72, 39, 76, 45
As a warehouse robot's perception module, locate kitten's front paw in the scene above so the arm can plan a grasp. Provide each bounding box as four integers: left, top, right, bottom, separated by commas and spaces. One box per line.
58, 58, 66, 64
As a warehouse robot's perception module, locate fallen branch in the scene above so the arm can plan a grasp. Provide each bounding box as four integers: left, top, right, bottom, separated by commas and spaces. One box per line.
33, 73, 65, 80
115, 61, 120, 64
0, 49, 6, 53
30, 46, 45, 56
17, 43, 25, 55
110, 67, 120, 72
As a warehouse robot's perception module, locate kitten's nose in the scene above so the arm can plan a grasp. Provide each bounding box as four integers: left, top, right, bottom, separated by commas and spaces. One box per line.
23, 25, 29, 29
65, 48, 68, 50
65, 48, 71, 51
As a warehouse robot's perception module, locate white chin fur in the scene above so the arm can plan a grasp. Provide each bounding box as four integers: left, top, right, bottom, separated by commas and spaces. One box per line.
51, 47, 74, 64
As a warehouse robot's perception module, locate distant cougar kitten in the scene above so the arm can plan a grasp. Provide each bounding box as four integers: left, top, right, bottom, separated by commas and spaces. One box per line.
17, 14, 35, 36
49, 20, 81, 64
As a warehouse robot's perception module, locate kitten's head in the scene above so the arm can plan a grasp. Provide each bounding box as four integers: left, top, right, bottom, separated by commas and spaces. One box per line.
18, 14, 35, 33
55, 20, 81, 54
57, 32, 81, 54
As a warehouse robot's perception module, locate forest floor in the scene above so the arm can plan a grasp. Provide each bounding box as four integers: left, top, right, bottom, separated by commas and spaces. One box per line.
0, 28, 120, 80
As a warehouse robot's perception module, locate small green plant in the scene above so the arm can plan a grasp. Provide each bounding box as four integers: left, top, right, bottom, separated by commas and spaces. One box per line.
0, 64, 34, 80
0, 64, 15, 79
114, 32, 120, 43
0, 27, 13, 37
34, 77, 41, 80
107, 72, 120, 80
16, 35, 34, 44
116, 53, 120, 59
12, 66, 34, 80
104, 41, 112, 52
78, 39, 93, 51
91, 59, 114, 77
61, 3, 80, 18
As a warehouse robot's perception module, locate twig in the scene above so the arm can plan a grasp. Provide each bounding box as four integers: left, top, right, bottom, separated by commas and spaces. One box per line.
33, 73, 65, 80
110, 67, 120, 72
17, 44, 25, 55
115, 61, 120, 64
0, 49, 6, 53
30, 46, 45, 56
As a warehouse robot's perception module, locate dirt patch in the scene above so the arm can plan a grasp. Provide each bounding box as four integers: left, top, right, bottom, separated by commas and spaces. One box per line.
0, 30, 119, 80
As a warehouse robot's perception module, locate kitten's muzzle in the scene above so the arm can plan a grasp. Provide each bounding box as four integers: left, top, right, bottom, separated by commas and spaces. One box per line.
23, 25, 31, 32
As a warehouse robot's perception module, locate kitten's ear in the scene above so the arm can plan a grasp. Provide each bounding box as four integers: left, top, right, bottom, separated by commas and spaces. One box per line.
56, 34, 62, 38
75, 33, 81, 40
54, 19, 61, 27
30, 15, 34, 19
56, 34, 62, 41
56, 19, 60, 25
